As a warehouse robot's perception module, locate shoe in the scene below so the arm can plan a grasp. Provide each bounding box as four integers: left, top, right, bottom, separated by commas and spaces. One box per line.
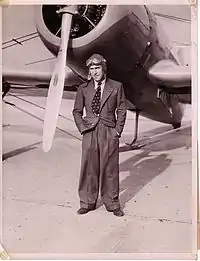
77, 208, 94, 215
113, 209, 124, 217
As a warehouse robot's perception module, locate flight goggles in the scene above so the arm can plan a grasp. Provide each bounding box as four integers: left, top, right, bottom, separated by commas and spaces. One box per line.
86, 56, 106, 68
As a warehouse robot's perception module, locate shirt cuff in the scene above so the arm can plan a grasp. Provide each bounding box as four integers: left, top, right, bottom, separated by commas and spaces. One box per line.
116, 131, 120, 137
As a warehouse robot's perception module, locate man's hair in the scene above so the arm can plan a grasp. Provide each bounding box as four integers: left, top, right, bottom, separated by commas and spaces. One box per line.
86, 54, 107, 79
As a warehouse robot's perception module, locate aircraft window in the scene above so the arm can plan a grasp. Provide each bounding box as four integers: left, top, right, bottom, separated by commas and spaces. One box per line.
42, 5, 107, 39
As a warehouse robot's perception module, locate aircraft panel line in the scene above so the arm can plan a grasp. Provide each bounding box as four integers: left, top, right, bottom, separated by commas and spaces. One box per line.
130, 11, 150, 32
3, 35, 39, 50
2, 32, 38, 45
25, 57, 55, 66
153, 12, 190, 22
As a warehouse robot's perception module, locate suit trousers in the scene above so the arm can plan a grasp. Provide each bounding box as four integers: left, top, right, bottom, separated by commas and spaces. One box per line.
78, 120, 120, 211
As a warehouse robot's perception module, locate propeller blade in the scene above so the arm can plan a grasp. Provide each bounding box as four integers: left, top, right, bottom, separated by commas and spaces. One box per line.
43, 7, 76, 152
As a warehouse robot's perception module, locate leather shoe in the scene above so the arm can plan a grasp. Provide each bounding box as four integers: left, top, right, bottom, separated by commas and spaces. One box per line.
113, 209, 124, 217
77, 208, 94, 215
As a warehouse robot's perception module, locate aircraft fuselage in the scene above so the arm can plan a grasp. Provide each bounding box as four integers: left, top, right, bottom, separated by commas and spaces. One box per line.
36, 5, 190, 125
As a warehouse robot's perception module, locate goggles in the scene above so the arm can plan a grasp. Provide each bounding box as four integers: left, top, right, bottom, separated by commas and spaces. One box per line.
86, 56, 106, 68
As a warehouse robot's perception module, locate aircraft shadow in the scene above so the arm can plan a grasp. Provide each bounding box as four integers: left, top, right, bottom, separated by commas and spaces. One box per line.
118, 126, 191, 209
96, 125, 191, 210
2, 141, 41, 161
119, 125, 191, 153
9, 88, 76, 100
119, 150, 172, 210
96, 150, 172, 210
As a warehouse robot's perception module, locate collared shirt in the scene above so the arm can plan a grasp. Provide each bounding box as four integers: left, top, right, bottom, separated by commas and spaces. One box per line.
94, 78, 106, 99
93, 78, 120, 137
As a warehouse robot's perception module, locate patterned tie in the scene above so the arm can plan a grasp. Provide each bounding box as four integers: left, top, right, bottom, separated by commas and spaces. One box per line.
91, 81, 102, 116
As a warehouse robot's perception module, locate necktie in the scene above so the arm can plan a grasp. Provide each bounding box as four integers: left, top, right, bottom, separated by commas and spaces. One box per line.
91, 81, 102, 116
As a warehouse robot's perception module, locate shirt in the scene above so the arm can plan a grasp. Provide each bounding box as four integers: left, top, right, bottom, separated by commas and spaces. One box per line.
93, 78, 120, 137
94, 78, 106, 99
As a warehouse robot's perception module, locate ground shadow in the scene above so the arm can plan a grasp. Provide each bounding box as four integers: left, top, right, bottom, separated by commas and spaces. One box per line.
9, 88, 76, 100
96, 125, 191, 209
96, 149, 172, 210
122, 125, 172, 141
118, 126, 191, 209
120, 125, 191, 153
2, 141, 41, 161
119, 150, 172, 209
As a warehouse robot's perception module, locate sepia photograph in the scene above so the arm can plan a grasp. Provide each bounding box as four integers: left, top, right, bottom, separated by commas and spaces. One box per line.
1, 2, 197, 259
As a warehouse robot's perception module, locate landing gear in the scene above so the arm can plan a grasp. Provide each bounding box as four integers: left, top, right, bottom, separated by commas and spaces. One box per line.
172, 122, 181, 129
157, 86, 183, 130
126, 109, 145, 149
125, 108, 182, 150
2, 78, 11, 99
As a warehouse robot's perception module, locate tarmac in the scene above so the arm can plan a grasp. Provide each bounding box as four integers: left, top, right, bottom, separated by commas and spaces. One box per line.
1, 88, 196, 259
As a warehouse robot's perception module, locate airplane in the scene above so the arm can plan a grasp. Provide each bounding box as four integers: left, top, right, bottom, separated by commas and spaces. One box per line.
2, 4, 192, 152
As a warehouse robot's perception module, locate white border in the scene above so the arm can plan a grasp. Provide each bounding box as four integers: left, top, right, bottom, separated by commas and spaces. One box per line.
0, 1, 198, 260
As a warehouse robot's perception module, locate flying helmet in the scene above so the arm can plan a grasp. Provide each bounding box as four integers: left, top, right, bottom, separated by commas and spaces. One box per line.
86, 54, 107, 80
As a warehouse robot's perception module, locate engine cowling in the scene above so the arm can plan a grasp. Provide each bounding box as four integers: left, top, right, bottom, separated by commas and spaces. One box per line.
35, 5, 150, 80
35, 5, 111, 78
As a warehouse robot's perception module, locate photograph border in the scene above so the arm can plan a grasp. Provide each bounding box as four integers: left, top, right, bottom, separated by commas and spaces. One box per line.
0, 1, 198, 259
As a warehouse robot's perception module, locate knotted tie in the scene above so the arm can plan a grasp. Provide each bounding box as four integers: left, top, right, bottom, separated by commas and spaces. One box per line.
91, 81, 102, 116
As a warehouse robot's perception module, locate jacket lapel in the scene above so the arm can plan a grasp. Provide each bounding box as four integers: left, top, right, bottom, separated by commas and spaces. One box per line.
88, 80, 96, 104
100, 78, 114, 111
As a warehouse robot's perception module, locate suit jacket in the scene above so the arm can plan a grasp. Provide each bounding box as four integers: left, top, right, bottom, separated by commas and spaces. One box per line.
73, 78, 127, 136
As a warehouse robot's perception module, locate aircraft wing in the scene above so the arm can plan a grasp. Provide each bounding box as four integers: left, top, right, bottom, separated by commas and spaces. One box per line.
148, 58, 191, 88
147, 6, 191, 90
2, 68, 84, 89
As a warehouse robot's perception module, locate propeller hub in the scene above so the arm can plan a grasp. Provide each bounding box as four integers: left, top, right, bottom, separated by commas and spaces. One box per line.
42, 5, 107, 39
56, 5, 78, 15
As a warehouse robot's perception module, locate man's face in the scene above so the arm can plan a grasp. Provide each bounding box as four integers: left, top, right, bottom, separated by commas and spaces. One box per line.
89, 64, 104, 82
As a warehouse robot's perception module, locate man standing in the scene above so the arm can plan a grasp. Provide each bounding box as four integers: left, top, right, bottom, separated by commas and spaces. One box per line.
73, 54, 127, 217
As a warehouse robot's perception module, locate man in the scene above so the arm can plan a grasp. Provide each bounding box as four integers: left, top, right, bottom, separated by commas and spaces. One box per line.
73, 54, 127, 217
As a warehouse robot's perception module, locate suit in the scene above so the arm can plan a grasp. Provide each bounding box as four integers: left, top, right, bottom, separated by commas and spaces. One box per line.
73, 78, 127, 210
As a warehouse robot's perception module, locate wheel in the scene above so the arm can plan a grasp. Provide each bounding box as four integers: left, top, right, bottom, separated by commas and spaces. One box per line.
172, 122, 181, 129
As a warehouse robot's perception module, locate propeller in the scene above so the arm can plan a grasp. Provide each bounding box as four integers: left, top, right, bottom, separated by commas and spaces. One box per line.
43, 5, 78, 152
